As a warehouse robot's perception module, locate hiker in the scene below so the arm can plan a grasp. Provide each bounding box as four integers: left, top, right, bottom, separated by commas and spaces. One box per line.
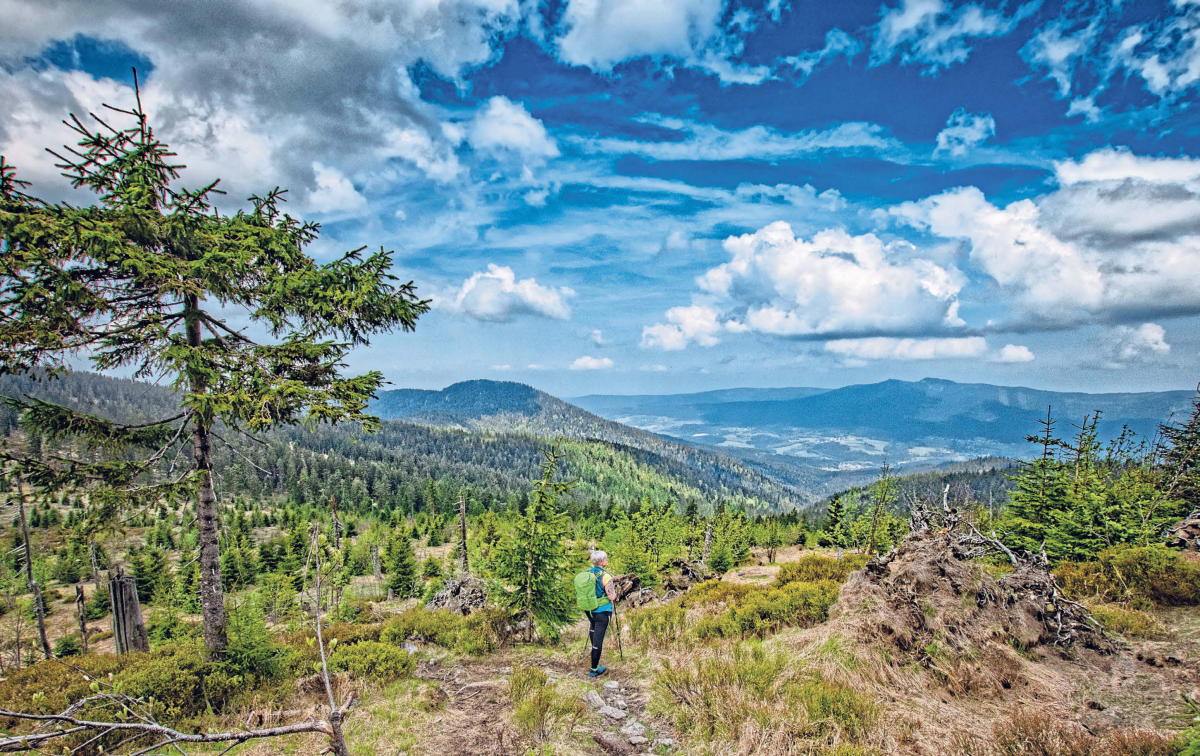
575, 550, 618, 677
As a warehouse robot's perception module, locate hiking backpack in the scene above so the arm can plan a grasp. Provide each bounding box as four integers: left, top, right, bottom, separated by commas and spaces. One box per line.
574, 569, 606, 612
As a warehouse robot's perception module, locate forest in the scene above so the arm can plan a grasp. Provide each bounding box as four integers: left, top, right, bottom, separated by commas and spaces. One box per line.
3, 86, 1200, 756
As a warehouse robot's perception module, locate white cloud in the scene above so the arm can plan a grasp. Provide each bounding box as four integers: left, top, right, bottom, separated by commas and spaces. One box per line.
469, 96, 559, 163
491, 364, 513, 371
642, 305, 723, 350
991, 344, 1035, 363
589, 329, 607, 346
1108, 323, 1171, 365
437, 264, 574, 322
580, 117, 901, 162
871, 0, 1037, 72
825, 336, 988, 360
1109, 5, 1200, 100
934, 109, 995, 157
639, 364, 669, 372
553, 0, 770, 84
784, 28, 862, 80
1054, 147, 1200, 185
892, 187, 1104, 323
571, 355, 615, 370
687, 221, 964, 340
308, 162, 369, 215
893, 181, 1200, 327
1020, 18, 1101, 97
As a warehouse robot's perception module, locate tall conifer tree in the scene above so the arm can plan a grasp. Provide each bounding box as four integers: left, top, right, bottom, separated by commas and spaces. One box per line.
0, 81, 427, 654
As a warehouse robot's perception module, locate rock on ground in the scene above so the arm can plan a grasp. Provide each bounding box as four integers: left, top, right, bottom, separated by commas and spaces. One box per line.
424, 576, 488, 615
581, 690, 605, 709
598, 705, 627, 720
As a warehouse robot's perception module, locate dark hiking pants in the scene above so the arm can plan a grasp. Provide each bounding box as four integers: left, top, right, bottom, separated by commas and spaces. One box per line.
585, 610, 611, 669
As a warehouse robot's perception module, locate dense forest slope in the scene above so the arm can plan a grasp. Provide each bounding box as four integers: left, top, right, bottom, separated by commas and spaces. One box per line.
0, 373, 807, 515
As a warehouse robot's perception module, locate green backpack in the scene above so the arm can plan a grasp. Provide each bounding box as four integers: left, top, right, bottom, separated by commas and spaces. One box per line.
574, 569, 606, 612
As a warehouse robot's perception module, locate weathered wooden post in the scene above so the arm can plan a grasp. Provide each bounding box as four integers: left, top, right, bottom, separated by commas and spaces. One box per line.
109, 566, 149, 654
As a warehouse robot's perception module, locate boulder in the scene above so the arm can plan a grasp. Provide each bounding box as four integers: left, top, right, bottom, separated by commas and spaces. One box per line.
581, 690, 606, 709
598, 705, 627, 720
1166, 510, 1200, 551
424, 576, 488, 615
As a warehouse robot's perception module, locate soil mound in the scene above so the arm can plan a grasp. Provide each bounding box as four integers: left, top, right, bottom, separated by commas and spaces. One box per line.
831, 527, 1111, 694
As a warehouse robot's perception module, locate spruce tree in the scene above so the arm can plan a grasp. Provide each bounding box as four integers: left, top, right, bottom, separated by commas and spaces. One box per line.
1004, 407, 1069, 555
385, 530, 418, 598
494, 444, 575, 642
0, 85, 427, 654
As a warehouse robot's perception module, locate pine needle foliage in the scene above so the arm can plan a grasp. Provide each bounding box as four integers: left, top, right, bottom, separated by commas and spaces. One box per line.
0, 78, 429, 653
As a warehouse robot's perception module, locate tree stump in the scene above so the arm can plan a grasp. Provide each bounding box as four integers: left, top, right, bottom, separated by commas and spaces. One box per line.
109, 567, 149, 654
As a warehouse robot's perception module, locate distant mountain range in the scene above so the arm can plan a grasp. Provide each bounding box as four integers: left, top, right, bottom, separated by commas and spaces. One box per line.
369, 379, 809, 507
572, 378, 1195, 492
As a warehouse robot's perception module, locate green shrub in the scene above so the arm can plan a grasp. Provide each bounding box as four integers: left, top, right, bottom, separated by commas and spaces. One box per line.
680, 580, 758, 608
146, 608, 201, 645
693, 579, 841, 641
0, 653, 127, 722
378, 606, 507, 655
508, 664, 548, 703
83, 589, 111, 621
53, 634, 82, 657
221, 602, 280, 683
776, 554, 867, 586
328, 621, 383, 646
1056, 545, 1200, 609
328, 640, 415, 682
1087, 604, 1168, 640
114, 643, 224, 721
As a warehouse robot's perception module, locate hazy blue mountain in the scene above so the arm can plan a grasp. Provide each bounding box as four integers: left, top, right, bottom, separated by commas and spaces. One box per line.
573, 377, 1195, 494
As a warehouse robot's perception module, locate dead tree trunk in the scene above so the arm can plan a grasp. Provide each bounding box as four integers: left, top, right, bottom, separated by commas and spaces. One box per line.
457, 497, 469, 575
15, 476, 51, 661
109, 567, 149, 654
371, 545, 381, 580
76, 585, 89, 654
702, 522, 713, 563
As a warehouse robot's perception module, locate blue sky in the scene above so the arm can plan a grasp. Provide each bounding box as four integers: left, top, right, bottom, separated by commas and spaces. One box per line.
2, 0, 1199, 396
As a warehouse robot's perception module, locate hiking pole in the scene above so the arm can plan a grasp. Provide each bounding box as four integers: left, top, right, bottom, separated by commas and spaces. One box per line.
613, 605, 624, 662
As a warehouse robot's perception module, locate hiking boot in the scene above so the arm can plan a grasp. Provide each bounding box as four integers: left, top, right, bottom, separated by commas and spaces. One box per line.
589, 666, 607, 677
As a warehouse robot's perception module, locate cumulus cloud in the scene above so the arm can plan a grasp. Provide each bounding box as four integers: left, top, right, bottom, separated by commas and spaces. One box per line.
784, 28, 862, 81
688, 221, 964, 340
589, 329, 607, 346
825, 336, 987, 360
642, 305, 724, 350
553, 0, 770, 85
579, 116, 902, 162
469, 96, 559, 163
437, 264, 574, 322
934, 109, 995, 157
893, 175, 1200, 327
571, 355, 615, 370
639, 364, 669, 372
991, 344, 1035, 363
1107, 323, 1170, 366
871, 0, 1038, 72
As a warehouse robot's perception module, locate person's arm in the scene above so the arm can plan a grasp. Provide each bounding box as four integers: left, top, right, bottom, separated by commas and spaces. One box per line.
601, 572, 618, 603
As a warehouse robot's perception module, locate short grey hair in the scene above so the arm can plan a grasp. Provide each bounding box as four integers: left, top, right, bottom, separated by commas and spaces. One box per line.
590, 550, 608, 565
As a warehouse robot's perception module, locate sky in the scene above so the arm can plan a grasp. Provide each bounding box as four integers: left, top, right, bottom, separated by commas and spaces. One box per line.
2, 0, 1199, 397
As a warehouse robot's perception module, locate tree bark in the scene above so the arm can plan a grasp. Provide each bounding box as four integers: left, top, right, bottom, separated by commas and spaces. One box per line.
187, 295, 226, 655
109, 567, 149, 654
702, 522, 713, 563
15, 477, 51, 661
458, 497, 469, 575
76, 585, 89, 654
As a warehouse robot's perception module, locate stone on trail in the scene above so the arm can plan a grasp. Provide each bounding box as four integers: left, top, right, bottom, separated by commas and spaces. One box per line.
620, 721, 646, 738
592, 731, 634, 754
582, 690, 606, 709
598, 705, 627, 720
603, 680, 619, 689
629, 736, 649, 745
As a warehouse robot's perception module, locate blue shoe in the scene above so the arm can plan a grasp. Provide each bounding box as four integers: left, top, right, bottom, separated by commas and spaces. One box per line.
589, 666, 607, 677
